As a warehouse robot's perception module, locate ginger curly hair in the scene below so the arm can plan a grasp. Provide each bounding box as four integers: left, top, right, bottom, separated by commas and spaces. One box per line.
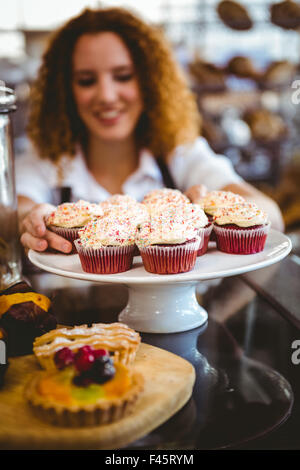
27, 7, 201, 162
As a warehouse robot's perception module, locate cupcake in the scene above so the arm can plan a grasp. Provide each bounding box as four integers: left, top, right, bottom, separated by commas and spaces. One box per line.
99, 194, 137, 211
175, 202, 212, 257
136, 204, 202, 274
185, 205, 213, 257
100, 195, 149, 256
75, 206, 143, 274
46, 200, 103, 252
142, 188, 190, 209
195, 190, 246, 221
213, 203, 271, 254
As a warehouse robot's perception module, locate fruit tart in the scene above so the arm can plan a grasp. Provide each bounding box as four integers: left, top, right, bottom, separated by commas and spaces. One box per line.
25, 345, 144, 427
33, 323, 141, 370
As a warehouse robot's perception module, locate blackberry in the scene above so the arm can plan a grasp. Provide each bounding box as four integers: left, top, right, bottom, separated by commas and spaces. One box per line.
90, 356, 116, 384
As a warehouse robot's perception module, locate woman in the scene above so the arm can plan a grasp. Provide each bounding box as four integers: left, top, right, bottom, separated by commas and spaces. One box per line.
17, 7, 284, 254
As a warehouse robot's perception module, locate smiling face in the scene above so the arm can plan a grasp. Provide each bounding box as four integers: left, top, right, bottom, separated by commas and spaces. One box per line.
72, 32, 144, 144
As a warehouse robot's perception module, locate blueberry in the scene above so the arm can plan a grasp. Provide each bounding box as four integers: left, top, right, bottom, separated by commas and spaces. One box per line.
90, 358, 116, 384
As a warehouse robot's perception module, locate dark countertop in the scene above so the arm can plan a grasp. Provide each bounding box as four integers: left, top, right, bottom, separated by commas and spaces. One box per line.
22, 231, 300, 450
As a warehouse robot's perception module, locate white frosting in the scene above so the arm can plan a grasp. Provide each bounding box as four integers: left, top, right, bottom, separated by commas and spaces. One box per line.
136, 205, 200, 246
142, 188, 189, 209
181, 203, 208, 229
78, 211, 138, 247
46, 200, 103, 228
195, 191, 245, 216
100, 195, 149, 227
213, 203, 269, 227
99, 194, 137, 210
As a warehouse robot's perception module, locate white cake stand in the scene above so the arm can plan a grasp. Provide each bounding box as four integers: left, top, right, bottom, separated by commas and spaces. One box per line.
28, 230, 292, 333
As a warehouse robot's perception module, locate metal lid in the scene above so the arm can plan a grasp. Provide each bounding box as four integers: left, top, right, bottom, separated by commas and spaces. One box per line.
0, 83, 16, 113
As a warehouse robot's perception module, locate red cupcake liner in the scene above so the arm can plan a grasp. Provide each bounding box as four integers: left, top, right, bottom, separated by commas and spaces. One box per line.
213, 222, 271, 254
133, 245, 140, 257
139, 237, 201, 274
203, 214, 217, 241
47, 225, 81, 253
197, 223, 213, 256
74, 239, 135, 274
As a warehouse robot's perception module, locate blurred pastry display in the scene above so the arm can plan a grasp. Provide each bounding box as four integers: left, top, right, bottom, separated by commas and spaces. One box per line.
270, 0, 300, 30
226, 56, 261, 80
272, 158, 300, 228
217, 0, 253, 30
189, 60, 227, 93
0, 281, 57, 356
243, 108, 288, 142
201, 117, 229, 152
261, 60, 297, 88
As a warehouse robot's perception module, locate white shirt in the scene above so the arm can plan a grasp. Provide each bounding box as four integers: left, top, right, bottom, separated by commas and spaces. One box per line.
15, 137, 243, 203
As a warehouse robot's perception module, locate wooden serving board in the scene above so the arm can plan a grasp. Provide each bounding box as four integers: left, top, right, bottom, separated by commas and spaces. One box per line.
0, 343, 195, 450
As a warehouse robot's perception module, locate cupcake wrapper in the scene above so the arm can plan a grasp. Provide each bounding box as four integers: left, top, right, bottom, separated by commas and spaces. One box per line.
48, 226, 81, 253
133, 245, 140, 257
197, 223, 213, 256
213, 223, 271, 254
139, 238, 201, 274
74, 240, 135, 274
204, 215, 216, 241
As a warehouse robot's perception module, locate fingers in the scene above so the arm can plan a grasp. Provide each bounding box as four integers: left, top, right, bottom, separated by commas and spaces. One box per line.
44, 230, 72, 253
20, 229, 72, 253
29, 203, 55, 236
21, 203, 54, 237
19, 203, 72, 253
30, 210, 47, 237
20, 232, 48, 252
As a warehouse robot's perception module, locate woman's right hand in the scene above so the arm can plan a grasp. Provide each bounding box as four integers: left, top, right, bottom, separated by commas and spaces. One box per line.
20, 203, 72, 253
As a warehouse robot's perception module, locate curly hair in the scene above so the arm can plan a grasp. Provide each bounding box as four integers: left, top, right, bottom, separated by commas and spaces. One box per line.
27, 7, 201, 162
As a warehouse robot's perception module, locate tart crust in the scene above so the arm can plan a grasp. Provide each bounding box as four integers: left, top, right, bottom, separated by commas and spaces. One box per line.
25, 369, 144, 427
33, 323, 141, 370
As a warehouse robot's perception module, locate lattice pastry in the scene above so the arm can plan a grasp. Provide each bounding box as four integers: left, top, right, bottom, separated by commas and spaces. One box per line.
33, 323, 141, 370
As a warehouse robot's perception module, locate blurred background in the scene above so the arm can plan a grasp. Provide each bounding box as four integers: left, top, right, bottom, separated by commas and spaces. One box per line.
1, 0, 300, 232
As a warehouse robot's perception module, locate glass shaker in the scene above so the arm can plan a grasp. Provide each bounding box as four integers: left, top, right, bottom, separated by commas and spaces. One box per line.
0, 84, 22, 290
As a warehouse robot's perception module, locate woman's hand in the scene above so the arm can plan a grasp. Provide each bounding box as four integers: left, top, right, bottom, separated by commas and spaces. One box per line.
184, 184, 208, 203
19, 203, 72, 253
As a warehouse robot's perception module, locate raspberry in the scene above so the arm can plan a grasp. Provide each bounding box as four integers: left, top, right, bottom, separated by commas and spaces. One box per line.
74, 346, 95, 372
54, 347, 75, 369
93, 348, 109, 359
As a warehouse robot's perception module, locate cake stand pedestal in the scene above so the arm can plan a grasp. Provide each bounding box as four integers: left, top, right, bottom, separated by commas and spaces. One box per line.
28, 229, 292, 333
119, 281, 206, 333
